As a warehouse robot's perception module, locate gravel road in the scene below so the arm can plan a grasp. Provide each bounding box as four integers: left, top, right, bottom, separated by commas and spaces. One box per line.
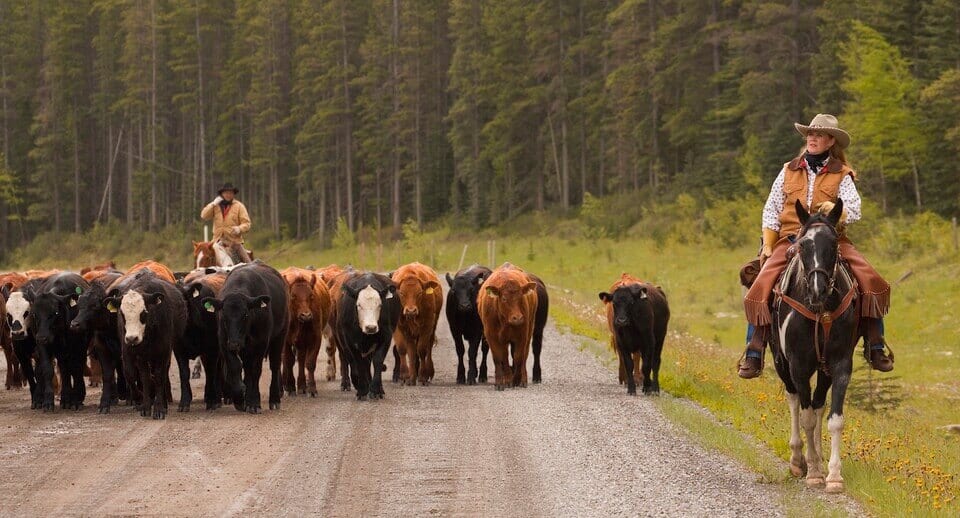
0, 295, 799, 517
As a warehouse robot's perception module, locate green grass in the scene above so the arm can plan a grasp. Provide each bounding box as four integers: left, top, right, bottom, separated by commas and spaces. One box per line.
3, 218, 958, 515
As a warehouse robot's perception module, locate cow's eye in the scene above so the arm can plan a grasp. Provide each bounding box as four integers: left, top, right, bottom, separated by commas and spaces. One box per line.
24, 311, 29, 318
140, 313, 146, 324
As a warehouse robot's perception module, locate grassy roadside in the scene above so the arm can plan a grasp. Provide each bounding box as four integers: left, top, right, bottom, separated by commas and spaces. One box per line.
3, 218, 958, 515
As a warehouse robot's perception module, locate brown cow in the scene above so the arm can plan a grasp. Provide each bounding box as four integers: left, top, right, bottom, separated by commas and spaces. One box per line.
477, 263, 539, 390
603, 273, 645, 385
314, 264, 347, 381
279, 267, 332, 397
390, 263, 443, 386
326, 267, 360, 390
80, 261, 117, 276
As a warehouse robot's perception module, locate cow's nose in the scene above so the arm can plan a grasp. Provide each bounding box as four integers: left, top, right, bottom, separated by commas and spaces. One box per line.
69, 321, 81, 332
404, 307, 419, 317
226, 341, 241, 351
508, 315, 524, 326
363, 324, 379, 334
458, 303, 471, 312
298, 312, 313, 323
124, 336, 140, 346
615, 317, 628, 327
10, 322, 23, 333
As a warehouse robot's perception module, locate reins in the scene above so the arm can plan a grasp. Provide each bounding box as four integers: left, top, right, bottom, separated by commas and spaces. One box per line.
773, 222, 859, 375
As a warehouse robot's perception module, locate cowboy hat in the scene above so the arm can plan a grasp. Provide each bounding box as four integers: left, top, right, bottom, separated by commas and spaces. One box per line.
217, 182, 239, 195
794, 113, 850, 149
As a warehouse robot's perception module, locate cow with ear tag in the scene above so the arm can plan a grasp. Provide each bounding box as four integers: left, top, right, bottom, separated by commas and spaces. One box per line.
334, 272, 400, 400
178, 269, 228, 410
69, 270, 128, 413
102, 271, 185, 419
599, 275, 670, 395
201, 261, 288, 414
25, 272, 91, 411
445, 265, 493, 385
5, 278, 48, 408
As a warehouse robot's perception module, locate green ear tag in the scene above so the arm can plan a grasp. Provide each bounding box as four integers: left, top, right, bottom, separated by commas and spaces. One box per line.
75, 286, 82, 295
204, 301, 215, 313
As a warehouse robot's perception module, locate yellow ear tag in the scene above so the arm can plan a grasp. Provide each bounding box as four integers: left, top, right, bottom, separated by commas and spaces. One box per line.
425, 287, 435, 295
107, 302, 118, 313
69, 299, 77, 308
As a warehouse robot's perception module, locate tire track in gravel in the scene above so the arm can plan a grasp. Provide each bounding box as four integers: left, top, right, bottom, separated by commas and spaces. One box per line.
0, 280, 853, 517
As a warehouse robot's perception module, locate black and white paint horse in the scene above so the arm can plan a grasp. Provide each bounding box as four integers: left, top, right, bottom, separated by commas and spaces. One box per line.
770, 199, 859, 493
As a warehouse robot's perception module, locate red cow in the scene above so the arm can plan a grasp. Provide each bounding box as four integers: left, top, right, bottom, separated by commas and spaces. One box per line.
280, 267, 332, 396
477, 263, 540, 390
391, 263, 443, 386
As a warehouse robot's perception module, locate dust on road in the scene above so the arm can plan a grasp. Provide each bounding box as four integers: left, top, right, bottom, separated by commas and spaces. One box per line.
1, 294, 802, 517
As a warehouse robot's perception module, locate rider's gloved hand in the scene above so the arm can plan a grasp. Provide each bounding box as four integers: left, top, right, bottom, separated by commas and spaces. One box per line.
210, 196, 223, 206
231, 226, 241, 236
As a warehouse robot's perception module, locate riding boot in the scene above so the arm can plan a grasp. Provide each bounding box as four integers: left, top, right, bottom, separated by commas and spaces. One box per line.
738, 325, 768, 379
863, 317, 894, 372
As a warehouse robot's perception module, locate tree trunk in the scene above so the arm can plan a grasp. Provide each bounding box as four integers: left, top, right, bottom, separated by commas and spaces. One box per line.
195, 0, 208, 210
648, 0, 659, 191
391, 0, 401, 233
73, 111, 81, 232
341, 3, 354, 231
126, 120, 134, 224
318, 176, 327, 245
149, 0, 158, 229
910, 153, 922, 209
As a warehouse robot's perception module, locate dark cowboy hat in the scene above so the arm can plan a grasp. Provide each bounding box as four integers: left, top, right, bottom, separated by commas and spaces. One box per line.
217, 182, 239, 195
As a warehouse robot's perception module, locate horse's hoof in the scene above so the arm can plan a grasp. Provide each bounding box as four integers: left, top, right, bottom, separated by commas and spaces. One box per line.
825, 481, 844, 493
806, 477, 825, 487
790, 463, 807, 477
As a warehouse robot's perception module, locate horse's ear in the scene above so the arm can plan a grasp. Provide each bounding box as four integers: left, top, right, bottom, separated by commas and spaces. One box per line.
795, 199, 810, 225
827, 198, 844, 227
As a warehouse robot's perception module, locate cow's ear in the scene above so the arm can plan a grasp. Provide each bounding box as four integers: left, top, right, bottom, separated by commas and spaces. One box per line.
104, 297, 120, 313
1, 282, 12, 300
384, 285, 397, 300
342, 284, 359, 299
598, 292, 612, 303
387, 270, 395, 280
630, 285, 648, 300
23, 287, 36, 303
826, 198, 844, 227
485, 285, 500, 298
445, 273, 454, 285
144, 292, 164, 307
423, 280, 441, 295
522, 282, 538, 295
309, 273, 318, 287
183, 283, 201, 299
248, 295, 270, 309
200, 297, 221, 313
796, 199, 810, 226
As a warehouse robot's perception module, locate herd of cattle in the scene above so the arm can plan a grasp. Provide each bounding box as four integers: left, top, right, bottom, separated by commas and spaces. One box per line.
0, 259, 670, 419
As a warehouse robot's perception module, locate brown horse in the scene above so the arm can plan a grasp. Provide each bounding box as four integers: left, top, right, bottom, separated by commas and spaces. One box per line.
193, 241, 232, 269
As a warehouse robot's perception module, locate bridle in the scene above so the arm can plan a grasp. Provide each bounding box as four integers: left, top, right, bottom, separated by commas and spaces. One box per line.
774, 221, 859, 375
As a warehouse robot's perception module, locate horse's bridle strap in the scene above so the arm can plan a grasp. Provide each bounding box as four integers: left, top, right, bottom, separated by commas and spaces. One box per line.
775, 283, 858, 374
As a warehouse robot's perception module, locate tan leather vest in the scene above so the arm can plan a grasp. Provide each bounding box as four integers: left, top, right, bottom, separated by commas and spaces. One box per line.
778, 157, 855, 239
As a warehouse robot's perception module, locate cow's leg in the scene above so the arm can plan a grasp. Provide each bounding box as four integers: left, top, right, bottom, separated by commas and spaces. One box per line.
324, 338, 337, 381
640, 331, 656, 394
297, 343, 308, 395
36, 347, 56, 411
391, 344, 402, 383
825, 357, 852, 493
488, 337, 510, 391
620, 343, 637, 395
2, 342, 18, 389
153, 358, 170, 420
269, 337, 283, 410
88, 352, 103, 387
478, 338, 489, 383
511, 340, 527, 388
355, 357, 371, 400
244, 353, 264, 414
14, 339, 39, 408
281, 340, 296, 396
192, 360, 203, 379
305, 336, 320, 397
201, 352, 221, 410
369, 344, 388, 400
122, 348, 141, 410
337, 339, 351, 391
223, 352, 245, 411
97, 346, 117, 414
531, 323, 543, 384
139, 359, 153, 418
174, 350, 193, 412
785, 391, 806, 477
454, 332, 467, 385
417, 335, 434, 386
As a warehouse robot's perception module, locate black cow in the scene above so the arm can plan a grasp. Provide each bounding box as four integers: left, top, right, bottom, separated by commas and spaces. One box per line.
445, 265, 492, 385
70, 271, 129, 413
180, 270, 228, 410
5, 278, 44, 408
104, 271, 186, 419
335, 272, 400, 400
598, 282, 670, 395
528, 273, 550, 384
202, 261, 287, 414
25, 272, 90, 411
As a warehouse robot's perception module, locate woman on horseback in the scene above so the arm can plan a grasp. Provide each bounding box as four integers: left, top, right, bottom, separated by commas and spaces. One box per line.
738, 114, 894, 379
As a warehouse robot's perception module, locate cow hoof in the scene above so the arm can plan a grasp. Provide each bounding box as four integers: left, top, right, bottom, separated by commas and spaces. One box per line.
234, 402, 245, 412
805, 477, 825, 487
269, 402, 280, 410
495, 385, 505, 392
825, 481, 844, 493
179, 404, 190, 412
98, 406, 110, 414
479, 377, 488, 384
356, 393, 367, 401
286, 390, 296, 397
466, 378, 476, 386
153, 411, 166, 420
309, 391, 317, 398
247, 406, 262, 414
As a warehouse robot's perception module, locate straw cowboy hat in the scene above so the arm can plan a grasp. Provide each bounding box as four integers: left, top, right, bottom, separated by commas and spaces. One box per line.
794, 113, 851, 149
